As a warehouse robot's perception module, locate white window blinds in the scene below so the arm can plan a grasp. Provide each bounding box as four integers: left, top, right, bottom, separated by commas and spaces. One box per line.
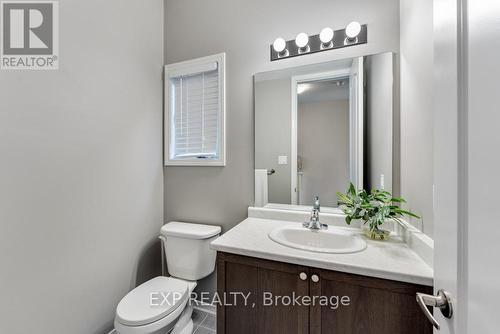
169, 63, 220, 160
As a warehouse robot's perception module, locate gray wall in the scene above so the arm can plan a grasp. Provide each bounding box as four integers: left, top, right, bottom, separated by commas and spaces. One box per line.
255, 78, 292, 204
400, 0, 434, 236
164, 0, 400, 294
365, 53, 394, 193
0, 1, 164, 333
298, 100, 350, 206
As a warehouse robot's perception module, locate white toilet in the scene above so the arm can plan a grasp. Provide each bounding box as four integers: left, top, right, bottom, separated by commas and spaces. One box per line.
114, 222, 221, 334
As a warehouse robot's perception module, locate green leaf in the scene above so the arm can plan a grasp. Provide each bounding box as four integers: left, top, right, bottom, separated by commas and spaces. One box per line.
396, 209, 421, 219
336, 184, 422, 229
348, 183, 356, 196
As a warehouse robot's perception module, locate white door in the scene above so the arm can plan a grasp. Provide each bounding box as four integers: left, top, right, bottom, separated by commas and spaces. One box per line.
421, 1, 500, 333
462, 0, 500, 332
349, 57, 364, 189
430, 0, 461, 331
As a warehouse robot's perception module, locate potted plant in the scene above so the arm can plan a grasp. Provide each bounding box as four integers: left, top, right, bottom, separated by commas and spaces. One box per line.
336, 183, 420, 240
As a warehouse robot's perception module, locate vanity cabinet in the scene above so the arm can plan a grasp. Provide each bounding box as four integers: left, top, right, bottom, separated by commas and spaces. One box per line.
216, 252, 309, 334
217, 252, 433, 334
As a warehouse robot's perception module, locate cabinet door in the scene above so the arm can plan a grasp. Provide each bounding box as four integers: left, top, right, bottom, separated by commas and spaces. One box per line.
309, 269, 433, 334
217, 253, 309, 334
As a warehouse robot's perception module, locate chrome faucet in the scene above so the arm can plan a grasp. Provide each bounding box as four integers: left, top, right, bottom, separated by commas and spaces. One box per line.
313, 196, 320, 212
303, 196, 328, 230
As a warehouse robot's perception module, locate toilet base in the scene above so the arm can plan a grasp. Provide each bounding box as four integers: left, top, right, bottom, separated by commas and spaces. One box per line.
170, 305, 194, 334
115, 302, 196, 334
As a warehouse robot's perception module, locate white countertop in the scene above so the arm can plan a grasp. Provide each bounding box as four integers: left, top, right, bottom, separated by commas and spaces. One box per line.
210, 217, 433, 286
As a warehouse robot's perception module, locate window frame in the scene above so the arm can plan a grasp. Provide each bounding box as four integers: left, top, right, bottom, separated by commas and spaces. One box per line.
164, 53, 226, 166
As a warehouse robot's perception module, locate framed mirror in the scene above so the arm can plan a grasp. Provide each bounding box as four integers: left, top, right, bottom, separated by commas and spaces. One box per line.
254, 52, 397, 210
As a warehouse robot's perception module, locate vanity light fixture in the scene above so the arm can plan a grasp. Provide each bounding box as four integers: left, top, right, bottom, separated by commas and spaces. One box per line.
295, 33, 309, 48
273, 37, 288, 57
345, 21, 362, 42
295, 32, 310, 53
319, 27, 334, 48
270, 23, 367, 61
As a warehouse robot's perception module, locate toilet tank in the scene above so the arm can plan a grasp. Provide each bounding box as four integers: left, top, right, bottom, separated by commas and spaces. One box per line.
161, 222, 221, 281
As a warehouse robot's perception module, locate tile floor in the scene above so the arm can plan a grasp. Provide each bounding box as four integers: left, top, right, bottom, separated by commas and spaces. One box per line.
192, 308, 216, 333
108, 308, 215, 334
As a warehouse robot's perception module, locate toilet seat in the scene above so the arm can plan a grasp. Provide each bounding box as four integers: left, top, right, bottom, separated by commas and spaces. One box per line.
114, 297, 189, 334
114, 221, 218, 334
116, 276, 189, 327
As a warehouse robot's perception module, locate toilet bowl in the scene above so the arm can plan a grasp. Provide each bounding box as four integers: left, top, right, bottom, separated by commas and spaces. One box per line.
114, 222, 221, 334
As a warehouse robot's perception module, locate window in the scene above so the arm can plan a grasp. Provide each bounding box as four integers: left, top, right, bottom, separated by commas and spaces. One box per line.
164, 53, 226, 166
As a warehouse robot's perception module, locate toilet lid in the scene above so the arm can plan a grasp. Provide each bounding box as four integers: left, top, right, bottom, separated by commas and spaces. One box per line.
116, 276, 189, 326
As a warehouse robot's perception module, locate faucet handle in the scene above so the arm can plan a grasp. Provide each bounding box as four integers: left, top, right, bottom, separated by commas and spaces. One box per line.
313, 196, 320, 212
311, 207, 319, 221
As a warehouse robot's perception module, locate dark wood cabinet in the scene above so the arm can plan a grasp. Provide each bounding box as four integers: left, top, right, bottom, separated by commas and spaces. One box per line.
309, 269, 433, 334
217, 252, 433, 334
217, 253, 309, 334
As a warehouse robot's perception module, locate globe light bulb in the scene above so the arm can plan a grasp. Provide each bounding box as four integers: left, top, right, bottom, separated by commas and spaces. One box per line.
346, 21, 362, 39
319, 27, 334, 44
273, 37, 287, 53
295, 33, 309, 48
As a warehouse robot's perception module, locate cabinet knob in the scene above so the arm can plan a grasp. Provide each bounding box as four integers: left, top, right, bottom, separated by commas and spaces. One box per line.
311, 274, 320, 283
299, 272, 308, 281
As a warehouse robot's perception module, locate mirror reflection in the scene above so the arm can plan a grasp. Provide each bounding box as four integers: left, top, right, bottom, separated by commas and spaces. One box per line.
297, 77, 350, 206
255, 52, 395, 208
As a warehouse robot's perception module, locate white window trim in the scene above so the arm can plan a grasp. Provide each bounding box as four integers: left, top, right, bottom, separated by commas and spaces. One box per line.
164, 53, 226, 166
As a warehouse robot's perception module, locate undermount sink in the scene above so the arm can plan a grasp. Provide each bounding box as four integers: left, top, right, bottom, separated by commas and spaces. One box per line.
268, 225, 367, 254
